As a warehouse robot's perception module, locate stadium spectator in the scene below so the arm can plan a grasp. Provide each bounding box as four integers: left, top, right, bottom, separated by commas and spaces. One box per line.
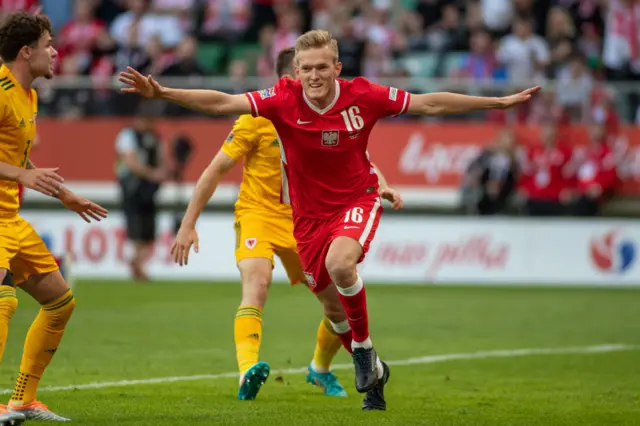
115, 104, 168, 281
569, 123, 620, 216
461, 129, 519, 215
227, 58, 250, 94
56, 0, 107, 75
426, 3, 468, 53
161, 35, 203, 77
545, 6, 577, 77
497, 17, 550, 83
256, 24, 276, 78
451, 29, 498, 81
110, 0, 183, 49
555, 55, 594, 122
518, 121, 574, 216
271, 7, 302, 63
602, 0, 640, 120
336, 21, 365, 77
195, 0, 251, 42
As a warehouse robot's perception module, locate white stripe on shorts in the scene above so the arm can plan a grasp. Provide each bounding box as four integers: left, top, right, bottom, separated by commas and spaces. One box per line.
358, 197, 381, 247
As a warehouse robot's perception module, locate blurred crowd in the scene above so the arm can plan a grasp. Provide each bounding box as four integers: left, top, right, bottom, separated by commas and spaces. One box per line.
0, 0, 639, 122
460, 119, 627, 217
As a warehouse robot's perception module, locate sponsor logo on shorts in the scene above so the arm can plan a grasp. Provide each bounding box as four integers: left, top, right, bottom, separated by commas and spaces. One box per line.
321, 130, 339, 147
225, 132, 234, 143
245, 238, 257, 249
304, 272, 316, 288
259, 87, 276, 99
389, 87, 398, 101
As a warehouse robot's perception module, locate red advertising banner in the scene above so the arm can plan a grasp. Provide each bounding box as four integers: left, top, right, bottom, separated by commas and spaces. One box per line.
32, 119, 640, 195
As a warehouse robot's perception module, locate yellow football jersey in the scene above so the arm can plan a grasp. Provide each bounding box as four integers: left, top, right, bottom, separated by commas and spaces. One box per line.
221, 114, 292, 217
0, 65, 37, 219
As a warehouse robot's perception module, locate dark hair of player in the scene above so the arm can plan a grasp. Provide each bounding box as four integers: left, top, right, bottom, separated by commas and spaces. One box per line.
276, 47, 296, 78
0, 12, 53, 63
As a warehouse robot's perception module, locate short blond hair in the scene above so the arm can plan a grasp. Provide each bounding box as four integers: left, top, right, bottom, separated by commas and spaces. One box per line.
295, 30, 339, 63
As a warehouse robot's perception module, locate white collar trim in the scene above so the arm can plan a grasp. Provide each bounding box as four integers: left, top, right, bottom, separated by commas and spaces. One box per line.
303, 80, 340, 115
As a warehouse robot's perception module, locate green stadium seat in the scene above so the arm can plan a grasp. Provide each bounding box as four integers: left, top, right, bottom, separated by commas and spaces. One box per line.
402, 52, 439, 78
229, 43, 262, 75
197, 43, 225, 74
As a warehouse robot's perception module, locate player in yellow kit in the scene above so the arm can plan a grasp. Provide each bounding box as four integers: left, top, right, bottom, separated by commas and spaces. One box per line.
171, 47, 403, 401
0, 12, 107, 424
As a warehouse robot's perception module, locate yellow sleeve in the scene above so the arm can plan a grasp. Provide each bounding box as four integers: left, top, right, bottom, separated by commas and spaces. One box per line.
31, 89, 38, 114
0, 92, 7, 125
221, 114, 258, 161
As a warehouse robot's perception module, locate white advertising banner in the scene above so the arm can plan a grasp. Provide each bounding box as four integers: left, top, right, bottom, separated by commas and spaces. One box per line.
19, 212, 640, 286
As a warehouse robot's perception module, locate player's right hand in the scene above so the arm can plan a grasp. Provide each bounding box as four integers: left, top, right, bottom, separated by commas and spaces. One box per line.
118, 67, 163, 98
17, 168, 64, 197
171, 227, 199, 267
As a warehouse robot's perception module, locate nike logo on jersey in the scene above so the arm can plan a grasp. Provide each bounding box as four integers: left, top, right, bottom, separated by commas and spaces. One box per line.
344, 226, 360, 229
297, 119, 312, 125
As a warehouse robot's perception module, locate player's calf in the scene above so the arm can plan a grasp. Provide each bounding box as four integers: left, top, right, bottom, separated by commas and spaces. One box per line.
235, 258, 272, 398
0, 271, 18, 364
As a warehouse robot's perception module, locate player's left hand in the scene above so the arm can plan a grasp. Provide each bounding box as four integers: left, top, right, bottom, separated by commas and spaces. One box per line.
171, 227, 199, 266
379, 187, 403, 210
499, 86, 542, 109
59, 191, 108, 223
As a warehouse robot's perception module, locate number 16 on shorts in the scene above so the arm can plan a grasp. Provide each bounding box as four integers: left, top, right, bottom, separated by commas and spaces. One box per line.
338, 197, 382, 251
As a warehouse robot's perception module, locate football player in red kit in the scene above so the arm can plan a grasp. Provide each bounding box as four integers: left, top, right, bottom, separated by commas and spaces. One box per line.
119, 29, 539, 410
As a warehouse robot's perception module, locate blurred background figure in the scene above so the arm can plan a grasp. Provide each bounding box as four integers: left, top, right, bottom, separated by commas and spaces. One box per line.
569, 123, 620, 216
518, 121, 574, 217
461, 129, 519, 215
115, 102, 167, 281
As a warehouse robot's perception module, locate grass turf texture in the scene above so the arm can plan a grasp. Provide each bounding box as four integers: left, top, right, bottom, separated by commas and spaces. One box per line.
0, 281, 638, 425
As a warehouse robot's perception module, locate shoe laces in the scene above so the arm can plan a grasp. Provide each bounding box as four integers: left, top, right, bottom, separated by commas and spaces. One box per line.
353, 348, 374, 369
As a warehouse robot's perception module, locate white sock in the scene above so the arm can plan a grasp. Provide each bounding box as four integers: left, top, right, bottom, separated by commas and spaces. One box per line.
352, 336, 372, 350
336, 275, 364, 296
376, 357, 384, 379
310, 359, 329, 374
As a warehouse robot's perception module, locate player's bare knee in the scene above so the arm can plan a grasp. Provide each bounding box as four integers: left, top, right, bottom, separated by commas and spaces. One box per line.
325, 239, 360, 286
325, 258, 356, 287
20, 270, 70, 305
240, 272, 271, 308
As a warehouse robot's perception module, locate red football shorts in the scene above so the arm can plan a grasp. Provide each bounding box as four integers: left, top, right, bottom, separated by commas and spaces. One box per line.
294, 194, 383, 293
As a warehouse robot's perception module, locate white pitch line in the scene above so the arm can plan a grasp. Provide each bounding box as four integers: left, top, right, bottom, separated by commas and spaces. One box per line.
1, 343, 636, 394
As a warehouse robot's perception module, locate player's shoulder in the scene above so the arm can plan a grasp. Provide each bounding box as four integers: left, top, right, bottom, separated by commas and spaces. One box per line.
235, 113, 273, 130
340, 77, 390, 100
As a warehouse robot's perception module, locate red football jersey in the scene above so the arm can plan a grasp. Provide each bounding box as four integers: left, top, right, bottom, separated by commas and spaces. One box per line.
575, 143, 618, 195
519, 144, 573, 201
246, 77, 411, 219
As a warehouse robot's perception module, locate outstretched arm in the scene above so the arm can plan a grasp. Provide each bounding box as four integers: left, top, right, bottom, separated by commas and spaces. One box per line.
119, 67, 252, 116
406, 87, 541, 116
180, 150, 238, 229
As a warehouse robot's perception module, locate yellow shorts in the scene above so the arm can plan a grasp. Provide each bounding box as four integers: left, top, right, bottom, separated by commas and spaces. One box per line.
0, 216, 59, 285
234, 213, 306, 285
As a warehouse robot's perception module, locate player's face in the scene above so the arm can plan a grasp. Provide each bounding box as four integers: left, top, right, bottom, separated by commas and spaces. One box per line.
296, 46, 342, 104
27, 32, 57, 80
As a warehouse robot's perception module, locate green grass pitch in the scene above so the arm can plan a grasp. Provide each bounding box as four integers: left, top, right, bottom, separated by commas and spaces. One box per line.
0, 281, 639, 425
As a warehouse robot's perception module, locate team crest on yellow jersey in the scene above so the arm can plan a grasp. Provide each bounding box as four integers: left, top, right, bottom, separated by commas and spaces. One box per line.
245, 238, 257, 249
